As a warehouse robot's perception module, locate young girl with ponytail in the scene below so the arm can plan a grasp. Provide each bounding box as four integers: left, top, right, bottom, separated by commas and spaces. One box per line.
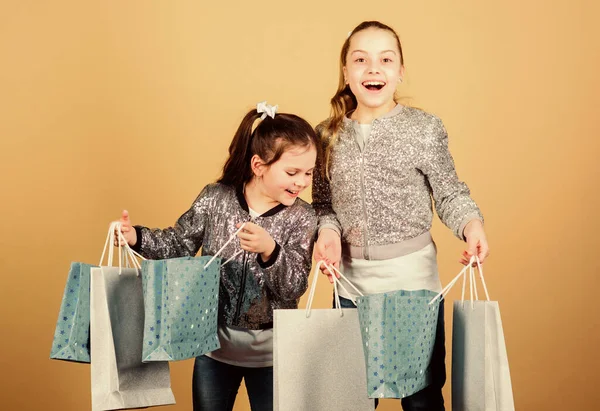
115, 102, 319, 411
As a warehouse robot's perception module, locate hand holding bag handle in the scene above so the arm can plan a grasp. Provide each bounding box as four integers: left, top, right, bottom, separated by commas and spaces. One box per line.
203, 222, 247, 269
305, 261, 364, 318
429, 255, 491, 307
99, 221, 145, 275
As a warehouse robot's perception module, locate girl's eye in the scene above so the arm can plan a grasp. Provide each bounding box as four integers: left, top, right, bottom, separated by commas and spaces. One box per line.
355, 58, 366, 63
383, 58, 393, 63
286, 172, 297, 176
306, 172, 313, 177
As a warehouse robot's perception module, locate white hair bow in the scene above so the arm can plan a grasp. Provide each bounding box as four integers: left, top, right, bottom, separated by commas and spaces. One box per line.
256, 101, 278, 120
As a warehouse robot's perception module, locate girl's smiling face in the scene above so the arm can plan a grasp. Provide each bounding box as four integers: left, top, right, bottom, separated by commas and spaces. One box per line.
344, 28, 404, 114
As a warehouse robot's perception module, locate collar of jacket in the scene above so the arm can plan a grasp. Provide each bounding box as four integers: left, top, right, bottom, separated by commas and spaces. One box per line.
235, 184, 287, 217
342, 103, 404, 131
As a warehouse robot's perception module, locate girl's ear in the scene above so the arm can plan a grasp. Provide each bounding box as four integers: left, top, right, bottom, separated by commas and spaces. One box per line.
250, 154, 267, 177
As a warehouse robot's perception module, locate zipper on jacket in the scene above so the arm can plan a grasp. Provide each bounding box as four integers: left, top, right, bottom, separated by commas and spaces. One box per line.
233, 250, 248, 322
353, 123, 371, 260
233, 216, 254, 322
359, 151, 371, 260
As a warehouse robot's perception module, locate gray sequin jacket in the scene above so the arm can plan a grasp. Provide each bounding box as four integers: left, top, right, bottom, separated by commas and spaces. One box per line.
132, 183, 317, 330
312, 105, 483, 261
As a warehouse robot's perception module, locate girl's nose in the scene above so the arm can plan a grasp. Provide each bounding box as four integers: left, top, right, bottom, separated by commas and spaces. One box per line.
368, 63, 381, 74
295, 177, 309, 188
298, 174, 312, 187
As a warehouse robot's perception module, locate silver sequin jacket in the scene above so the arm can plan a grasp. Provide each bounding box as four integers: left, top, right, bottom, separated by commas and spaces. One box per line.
312, 105, 483, 260
133, 183, 317, 329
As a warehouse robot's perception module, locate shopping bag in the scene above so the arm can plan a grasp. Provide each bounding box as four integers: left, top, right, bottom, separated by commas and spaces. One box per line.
90, 222, 175, 410
356, 287, 440, 399
141, 222, 249, 362
273, 261, 374, 410
141, 256, 221, 362
50, 261, 96, 363
432, 256, 515, 411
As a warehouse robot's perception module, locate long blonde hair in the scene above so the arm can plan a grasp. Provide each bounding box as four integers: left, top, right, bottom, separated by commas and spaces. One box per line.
322, 21, 405, 176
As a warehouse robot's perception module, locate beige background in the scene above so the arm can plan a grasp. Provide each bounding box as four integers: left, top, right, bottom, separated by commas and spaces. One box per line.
1, 0, 599, 410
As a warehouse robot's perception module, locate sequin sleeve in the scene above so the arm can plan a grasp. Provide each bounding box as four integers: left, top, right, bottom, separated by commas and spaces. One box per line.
134, 185, 213, 259
312, 124, 343, 236
418, 117, 483, 240
259, 205, 317, 301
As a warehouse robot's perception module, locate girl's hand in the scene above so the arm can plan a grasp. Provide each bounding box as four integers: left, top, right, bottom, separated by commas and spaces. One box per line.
114, 210, 137, 247
313, 228, 342, 283
236, 222, 276, 262
461, 219, 489, 265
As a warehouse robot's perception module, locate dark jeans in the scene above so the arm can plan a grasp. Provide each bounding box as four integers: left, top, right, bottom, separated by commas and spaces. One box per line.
192, 355, 273, 411
337, 295, 446, 411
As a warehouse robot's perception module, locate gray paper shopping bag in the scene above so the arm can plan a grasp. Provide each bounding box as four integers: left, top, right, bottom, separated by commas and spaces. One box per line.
273, 261, 374, 411
452, 300, 515, 411
90, 222, 175, 410
432, 256, 515, 411
91, 266, 176, 410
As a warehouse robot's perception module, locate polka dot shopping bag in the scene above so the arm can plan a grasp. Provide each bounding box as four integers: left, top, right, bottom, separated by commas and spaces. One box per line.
356, 288, 441, 399
140, 224, 245, 362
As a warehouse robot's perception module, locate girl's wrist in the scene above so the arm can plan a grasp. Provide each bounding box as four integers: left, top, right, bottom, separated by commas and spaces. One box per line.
463, 219, 483, 238
260, 238, 276, 262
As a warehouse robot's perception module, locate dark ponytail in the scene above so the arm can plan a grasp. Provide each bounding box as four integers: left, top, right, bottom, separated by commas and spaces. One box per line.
218, 109, 263, 188
218, 107, 320, 188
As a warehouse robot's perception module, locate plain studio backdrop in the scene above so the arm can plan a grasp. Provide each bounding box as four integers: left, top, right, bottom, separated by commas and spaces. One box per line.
1, 1, 598, 410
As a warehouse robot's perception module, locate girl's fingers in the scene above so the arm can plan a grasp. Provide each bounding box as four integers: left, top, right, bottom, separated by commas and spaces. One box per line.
479, 244, 490, 263
239, 240, 256, 253
237, 232, 254, 241
478, 254, 488, 264
239, 222, 257, 232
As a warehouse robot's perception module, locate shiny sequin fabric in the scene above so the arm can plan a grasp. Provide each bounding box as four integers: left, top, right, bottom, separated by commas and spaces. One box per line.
313, 105, 482, 259
134, 183, 317, 330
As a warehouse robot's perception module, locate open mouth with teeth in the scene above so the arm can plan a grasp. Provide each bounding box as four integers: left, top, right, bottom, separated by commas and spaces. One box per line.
362, 81, 386, 91
285, 189, 299, 196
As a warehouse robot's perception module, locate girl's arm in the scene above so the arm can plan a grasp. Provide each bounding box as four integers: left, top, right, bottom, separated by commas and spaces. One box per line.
311, 127, 343, 277
312, 138, 343, 236
131, 185, 212, 260
418, 117, 484, 240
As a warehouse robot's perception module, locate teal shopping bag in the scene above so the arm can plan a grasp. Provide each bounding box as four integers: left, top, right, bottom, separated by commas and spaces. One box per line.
356, 289, 440, 399
141, 256, 221, 362
50, 262, 96, 363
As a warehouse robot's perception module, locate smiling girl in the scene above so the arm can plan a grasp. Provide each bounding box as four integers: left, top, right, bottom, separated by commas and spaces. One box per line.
115, 102, 319, 411
312, 21, 489, 409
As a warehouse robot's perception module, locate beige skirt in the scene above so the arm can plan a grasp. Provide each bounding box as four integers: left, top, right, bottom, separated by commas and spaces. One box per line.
339, 243, 442, 301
